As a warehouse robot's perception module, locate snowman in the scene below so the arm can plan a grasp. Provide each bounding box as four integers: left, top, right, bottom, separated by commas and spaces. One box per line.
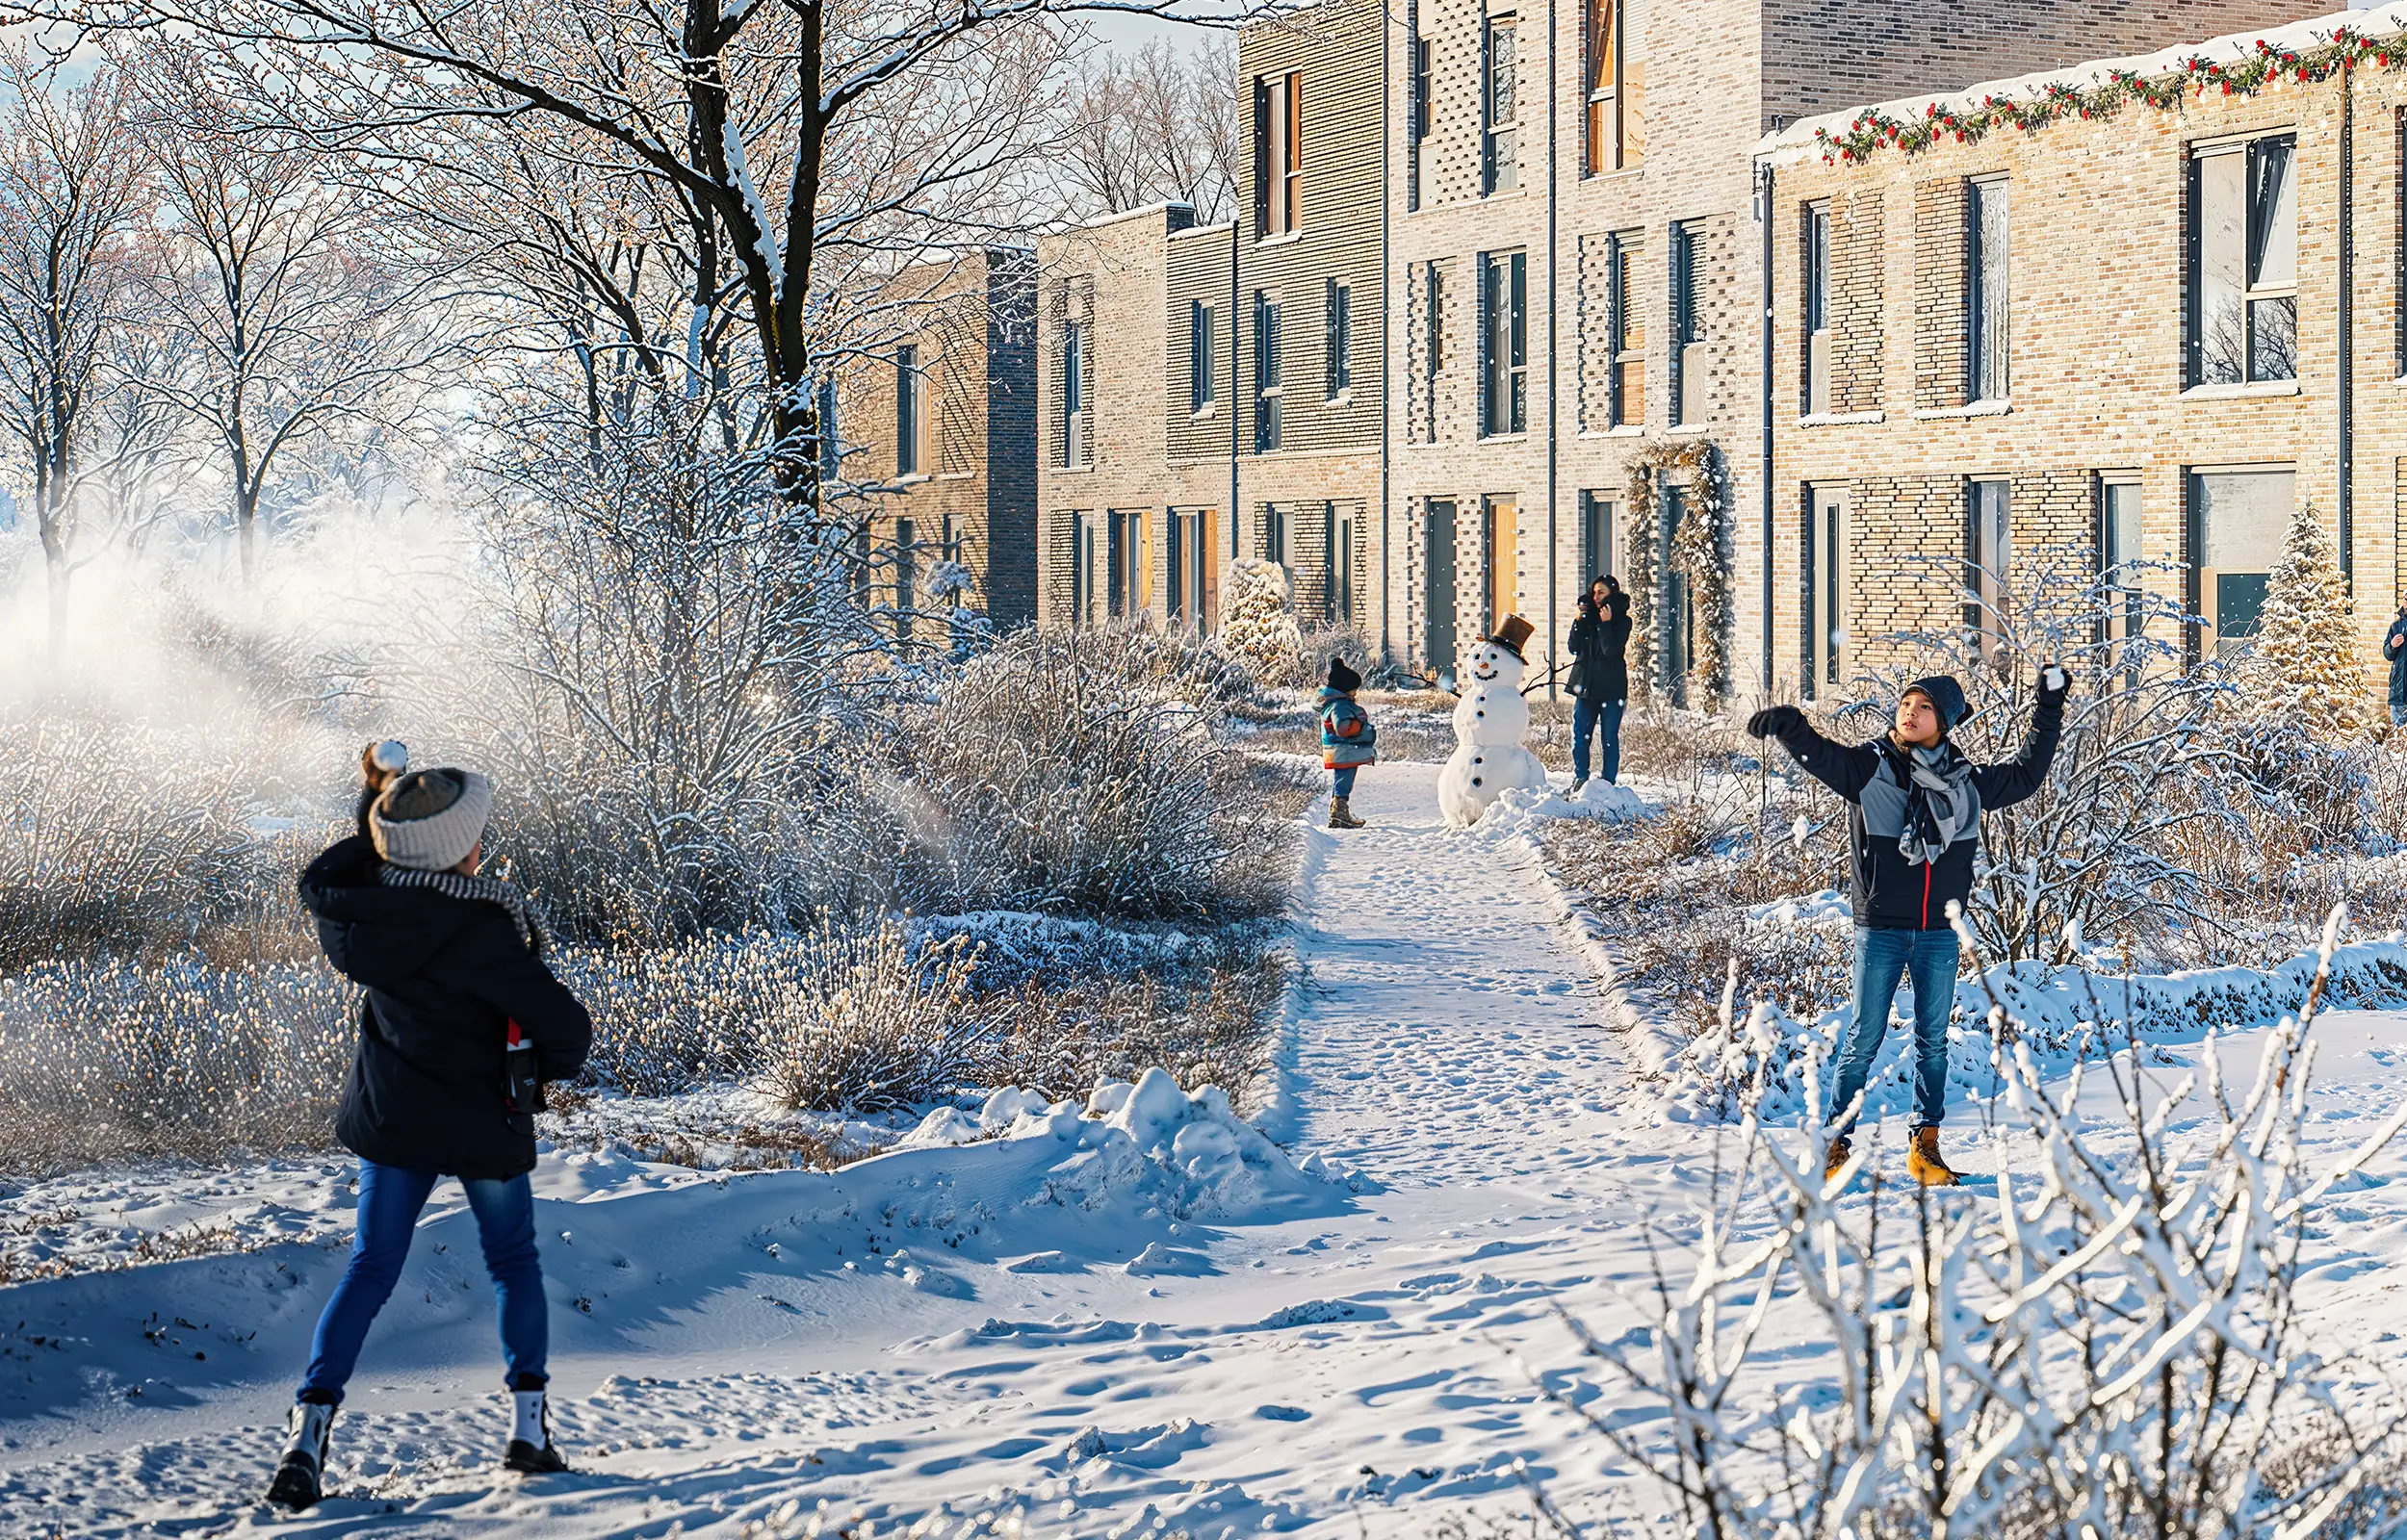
1436, 614, 1550, 828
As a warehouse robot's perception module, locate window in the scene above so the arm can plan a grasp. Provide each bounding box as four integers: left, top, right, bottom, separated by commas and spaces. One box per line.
895, 518, 918, 644
1255, 72, 1302, 238
1190, 302, 1215, 413
1803, 202, 1832, 415
1669, 220, 1703, 425
895, 345, 930, 477
1483, 16, 1517, 195
1061, 321, 1088, 467
1610, 232, 1644, 426
1663, 487, 1693, 697
1807, 484, 1849, 694
1261, 503, 1289, 568
1170, 508, 1222, 629
1481, 250, 1527, 437
1580, 492, 1615, 582
1583, 0, 1618, 176
2101, 475, 2144, 652
1484, 497, 1518, 632
1410, 24, 1430, 210
1107, 509, 1153, 619
1325, 281, 1352, 398
2188, 467, 2294, 654
1970, 178, 2009, 401
1421, 261, 1447, 442
1066, 510, 1095, 625
1426, 500, 1459, 671
1968, 479, 2011, 650
1327, 504, 1357, 624
1254, 292, 1282, 452
2189, 135, 2297, 386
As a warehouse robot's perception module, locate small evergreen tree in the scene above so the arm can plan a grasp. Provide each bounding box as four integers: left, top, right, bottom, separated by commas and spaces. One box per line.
1218, 557, 1303, 685
2245, 502, 2368, 739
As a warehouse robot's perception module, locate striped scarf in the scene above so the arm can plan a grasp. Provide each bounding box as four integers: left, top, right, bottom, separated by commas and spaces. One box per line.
376, 863, 550, 955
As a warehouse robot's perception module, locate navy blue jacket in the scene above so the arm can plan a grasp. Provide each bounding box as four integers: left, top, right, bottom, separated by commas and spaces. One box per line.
1767, 702, 2063, 931
2385, 614, 2407, 708
299, 837, 592, 1178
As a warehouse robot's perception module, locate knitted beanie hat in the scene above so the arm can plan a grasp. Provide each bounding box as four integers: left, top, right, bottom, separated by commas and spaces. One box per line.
1327, 657, 1362, 694
371, 768, 493, 872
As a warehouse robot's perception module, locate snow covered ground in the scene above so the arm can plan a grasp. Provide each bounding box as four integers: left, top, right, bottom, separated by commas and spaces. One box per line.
5, 761, 2407, 1537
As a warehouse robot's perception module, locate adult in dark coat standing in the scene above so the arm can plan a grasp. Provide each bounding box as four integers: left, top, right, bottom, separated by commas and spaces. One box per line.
269, 751, 592, 1510
2385, 605, 2407, 727
1566, 576, 1633, 788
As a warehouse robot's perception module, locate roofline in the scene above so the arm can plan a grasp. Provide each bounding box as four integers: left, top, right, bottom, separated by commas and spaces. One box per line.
1076, 200, 1198, 232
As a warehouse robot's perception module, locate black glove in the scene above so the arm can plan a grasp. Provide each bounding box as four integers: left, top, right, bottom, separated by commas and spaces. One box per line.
2035, 662, 2071, 710
1747, 705, 1804, 740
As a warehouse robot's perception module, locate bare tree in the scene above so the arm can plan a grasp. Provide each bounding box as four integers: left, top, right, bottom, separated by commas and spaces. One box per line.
0, 45, 147, 645
1064, 38, 1236, 223
130, 42, 455, 581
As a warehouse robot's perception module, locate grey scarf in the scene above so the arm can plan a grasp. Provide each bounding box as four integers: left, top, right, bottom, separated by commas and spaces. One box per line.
377, 863, 550, 955
1898, 744, 1979, 867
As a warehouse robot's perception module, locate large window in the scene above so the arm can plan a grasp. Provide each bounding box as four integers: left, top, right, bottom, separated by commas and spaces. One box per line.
1327, 503, 1357, 624
1255, 72, 1302, 238
1254, 292, 1282, 452
1484, 497, 1518, 631
1580, 491, 1615, 582
1481, 250, 1527, 437
1061, 321, 1088, 467
1970, 177, 2010, 402
1421, 260, 1448, 442
1325, 280, 1352, 398
2189, 135, 2297, 386
1807, 484, 1849, 695
1410, 24, 1430, 210
1483, 15, 1517, 195
1426, 500, 1459, 672
1066, 510, 1095, 625
1968, 479, 2011, 650
1669, 220, 1703, 425
895, 345, 929, 476
1610, 232, 1644, 427
2189, 467, 2294, 654
1190, 301, 1215, 413
895, 517, 918, 645
1261, 503, 1289, 569
1803, 202, 1831, 415
1583, 0, 1620, 176
2101, 475, 2144, 651
1168, 507, 1220, 630
1107, 509, 1152, 619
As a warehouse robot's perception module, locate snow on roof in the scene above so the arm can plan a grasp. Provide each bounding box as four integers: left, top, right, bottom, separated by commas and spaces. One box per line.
1076, 199, 1198, 232
1762, 3, 2407, 165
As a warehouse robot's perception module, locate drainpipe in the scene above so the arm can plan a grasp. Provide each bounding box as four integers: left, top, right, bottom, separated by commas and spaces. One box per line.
1544, 0, 1561, 698
1756, 157, 1776, 704
2340, 56, 2356, 582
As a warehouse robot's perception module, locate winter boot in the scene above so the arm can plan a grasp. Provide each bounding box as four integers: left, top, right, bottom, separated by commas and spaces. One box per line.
1907, 1126, 1961, 1188
267, 1400, 334, 1510
1328, 796, 1366, 830
505, 1387, 570, 1475
1822, 1137, 1852, 1186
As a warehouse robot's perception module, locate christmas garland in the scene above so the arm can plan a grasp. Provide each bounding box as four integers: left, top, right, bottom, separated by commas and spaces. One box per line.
1814, 27, 2403, 166
1621, 440, 1733, 704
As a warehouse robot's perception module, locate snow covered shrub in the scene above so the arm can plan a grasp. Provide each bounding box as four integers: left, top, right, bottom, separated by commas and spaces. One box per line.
986, 942, 1285, 1105
832, 624, 1303, 923
0, 715, 264, 970
761, 918, 989, 1112
0, 958, 350, 1172
1217, 556, 1304, 684
2243, 503, 2369, 740
1552, 917, 2407, 1540
1298, 623, 1387, 692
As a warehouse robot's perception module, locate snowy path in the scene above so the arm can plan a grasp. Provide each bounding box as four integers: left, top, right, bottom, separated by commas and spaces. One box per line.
9, 763, 2407, 1538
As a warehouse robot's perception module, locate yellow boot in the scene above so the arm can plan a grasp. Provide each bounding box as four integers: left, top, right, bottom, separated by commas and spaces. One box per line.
1822, 1136, 1852, 1187
1907, 1126, 1960, 1187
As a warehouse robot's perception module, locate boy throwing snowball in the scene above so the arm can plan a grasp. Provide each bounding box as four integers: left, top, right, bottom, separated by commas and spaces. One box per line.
1747, 664, 2068, 1187
1320, 658, 1377, 830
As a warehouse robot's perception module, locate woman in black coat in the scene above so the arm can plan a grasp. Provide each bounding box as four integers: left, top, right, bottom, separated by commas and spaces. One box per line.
269, 748, 593, 1510
1566, 577, 1633, 788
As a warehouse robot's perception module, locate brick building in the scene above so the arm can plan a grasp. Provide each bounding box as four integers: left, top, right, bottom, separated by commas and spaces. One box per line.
838, 247, 1038, 636
1036, 0, 2333, 698
1763, 5, 2407, 699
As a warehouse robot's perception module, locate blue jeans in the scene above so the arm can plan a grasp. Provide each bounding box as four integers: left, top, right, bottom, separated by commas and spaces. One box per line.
1571, 698, 1625, 783
299, 1162, 549, 1404
2393, 700, 2406, 727
1826, 927, 1959, 1137
1333, 765, 1358, 798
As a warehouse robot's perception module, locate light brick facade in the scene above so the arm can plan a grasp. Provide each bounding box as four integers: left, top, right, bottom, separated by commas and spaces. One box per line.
1034, 0, 2336, 698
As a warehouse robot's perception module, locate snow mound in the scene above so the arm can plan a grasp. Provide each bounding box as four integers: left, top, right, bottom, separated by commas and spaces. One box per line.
1469, 780, 1647, 838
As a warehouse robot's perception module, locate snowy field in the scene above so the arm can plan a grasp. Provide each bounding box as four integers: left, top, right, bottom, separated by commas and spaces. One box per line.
4, 761, 2406, 1537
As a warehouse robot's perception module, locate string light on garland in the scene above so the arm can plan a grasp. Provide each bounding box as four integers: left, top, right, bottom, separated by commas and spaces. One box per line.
1621, 440, 1733, 706
1814, 24, 2398, 165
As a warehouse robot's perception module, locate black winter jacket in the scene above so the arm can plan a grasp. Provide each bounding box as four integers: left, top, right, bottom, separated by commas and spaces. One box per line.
299, 836, 592, 1178
1567, 599, 1632, 703
1767, 701, 2063, 931
2386, 614, 2407, 708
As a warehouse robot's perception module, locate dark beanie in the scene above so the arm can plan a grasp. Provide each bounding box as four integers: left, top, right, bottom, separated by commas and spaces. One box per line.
1902, 675, 1969, 732
1328, 657, 1362, 694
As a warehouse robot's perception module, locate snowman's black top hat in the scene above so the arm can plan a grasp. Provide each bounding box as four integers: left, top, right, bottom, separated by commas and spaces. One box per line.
1485, 614, 1535, 663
